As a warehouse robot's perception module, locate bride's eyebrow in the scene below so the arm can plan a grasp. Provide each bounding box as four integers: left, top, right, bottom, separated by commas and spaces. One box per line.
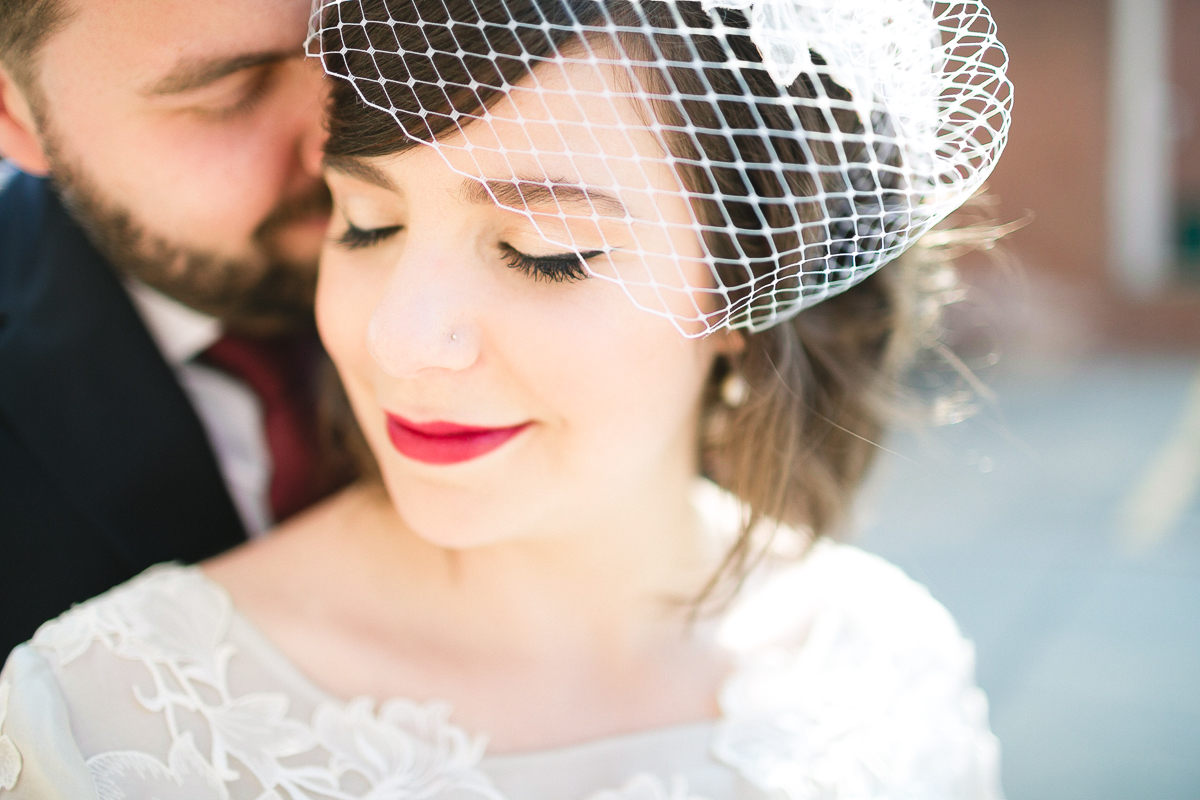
323, 155, 398, 191
462, 178, 630, 218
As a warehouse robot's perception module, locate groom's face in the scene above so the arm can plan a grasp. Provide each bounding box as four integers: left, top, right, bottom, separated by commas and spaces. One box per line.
11, 0, 329, 330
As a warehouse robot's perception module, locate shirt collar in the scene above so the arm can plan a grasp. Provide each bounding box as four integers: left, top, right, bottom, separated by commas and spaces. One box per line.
0, 159, 17, 192
123, 279, 223, 366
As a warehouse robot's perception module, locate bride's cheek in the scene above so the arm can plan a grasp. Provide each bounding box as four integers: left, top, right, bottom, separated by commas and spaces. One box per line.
316, 257, 373, 380
317, 260, 391, 460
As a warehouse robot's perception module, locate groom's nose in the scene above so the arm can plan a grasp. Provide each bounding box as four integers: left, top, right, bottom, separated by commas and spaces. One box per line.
298, 63, 330, 179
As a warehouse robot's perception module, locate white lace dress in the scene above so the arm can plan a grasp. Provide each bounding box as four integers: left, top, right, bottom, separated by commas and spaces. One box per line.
0, 541, 1002, 800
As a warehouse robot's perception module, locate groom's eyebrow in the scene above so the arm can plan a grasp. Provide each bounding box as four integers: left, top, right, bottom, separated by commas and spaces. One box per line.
145, 50, 296, 96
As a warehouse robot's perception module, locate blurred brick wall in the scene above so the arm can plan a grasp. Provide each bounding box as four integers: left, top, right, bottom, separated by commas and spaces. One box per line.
1175, 1, 1200, 194
961, 0, 1200, 351
983, 0, 1109, 285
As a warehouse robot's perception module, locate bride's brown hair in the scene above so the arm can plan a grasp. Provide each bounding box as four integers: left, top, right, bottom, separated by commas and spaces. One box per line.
318, 0, 979, 605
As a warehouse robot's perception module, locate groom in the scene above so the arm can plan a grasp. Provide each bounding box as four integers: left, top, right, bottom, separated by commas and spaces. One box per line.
0, 0, 343, 656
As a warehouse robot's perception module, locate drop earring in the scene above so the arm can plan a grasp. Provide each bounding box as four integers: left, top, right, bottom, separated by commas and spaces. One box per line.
720, 363, 749, 408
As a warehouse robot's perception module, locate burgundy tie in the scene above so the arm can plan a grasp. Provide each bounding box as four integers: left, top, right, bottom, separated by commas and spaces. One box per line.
200, 333, 325, 523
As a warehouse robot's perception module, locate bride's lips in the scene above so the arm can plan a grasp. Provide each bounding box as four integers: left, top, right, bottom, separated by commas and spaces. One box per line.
385, 414, 531, 465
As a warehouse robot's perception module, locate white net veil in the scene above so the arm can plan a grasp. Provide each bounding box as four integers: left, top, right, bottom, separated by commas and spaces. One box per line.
308, 0, 1011, 336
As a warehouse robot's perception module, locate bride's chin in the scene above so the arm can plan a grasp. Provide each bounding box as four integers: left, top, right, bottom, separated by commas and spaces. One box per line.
373, 480, 519, 552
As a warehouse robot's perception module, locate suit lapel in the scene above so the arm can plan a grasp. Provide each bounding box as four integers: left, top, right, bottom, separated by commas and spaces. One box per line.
0, 177, 246, 567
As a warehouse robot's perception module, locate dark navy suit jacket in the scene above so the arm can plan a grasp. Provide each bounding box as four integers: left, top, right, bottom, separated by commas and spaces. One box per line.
0, 170, 247, 658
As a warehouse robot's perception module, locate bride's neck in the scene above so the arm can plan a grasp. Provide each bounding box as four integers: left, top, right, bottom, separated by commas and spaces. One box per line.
205, 466, 732, 747
329, 472, 717, 661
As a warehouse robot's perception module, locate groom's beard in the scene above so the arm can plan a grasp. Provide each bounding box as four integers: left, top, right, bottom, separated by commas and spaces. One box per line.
43, 133, 330, 332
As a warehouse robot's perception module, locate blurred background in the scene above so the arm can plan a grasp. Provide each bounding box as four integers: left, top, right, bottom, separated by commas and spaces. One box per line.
856, 1, 1200, 797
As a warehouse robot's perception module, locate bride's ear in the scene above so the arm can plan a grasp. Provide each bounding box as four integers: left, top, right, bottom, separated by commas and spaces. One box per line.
710, 327, 745, 358
0, 66, 51, 176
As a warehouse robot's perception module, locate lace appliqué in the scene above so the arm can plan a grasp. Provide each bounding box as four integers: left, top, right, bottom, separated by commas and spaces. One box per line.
30, 567, 503, 800
0, 682, 22, 791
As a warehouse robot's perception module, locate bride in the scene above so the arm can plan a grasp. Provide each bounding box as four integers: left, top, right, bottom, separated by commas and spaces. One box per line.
0, 0, 1011, 797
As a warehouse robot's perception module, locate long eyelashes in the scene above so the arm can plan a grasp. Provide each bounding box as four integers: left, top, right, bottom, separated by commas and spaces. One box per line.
500, 244, 602, 283
337, 223, 403, 250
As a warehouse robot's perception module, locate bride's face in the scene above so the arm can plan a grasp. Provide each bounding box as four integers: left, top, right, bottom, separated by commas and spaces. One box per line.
317, 58, 736, 548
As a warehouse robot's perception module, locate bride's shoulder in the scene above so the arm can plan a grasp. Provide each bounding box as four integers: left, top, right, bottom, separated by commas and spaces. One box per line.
716, 540, 988, 737
712, 543, 1002, 799
696, 481, 966, 664
22, 563, 230, 670
720, 539, 969, 663
0, 565, 234, 798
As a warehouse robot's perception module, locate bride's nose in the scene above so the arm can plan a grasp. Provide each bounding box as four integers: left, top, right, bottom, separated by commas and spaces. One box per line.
366, 249, 480, 378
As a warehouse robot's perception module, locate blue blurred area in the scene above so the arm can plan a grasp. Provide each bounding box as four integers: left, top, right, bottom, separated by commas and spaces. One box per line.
856, 357, 1200, 800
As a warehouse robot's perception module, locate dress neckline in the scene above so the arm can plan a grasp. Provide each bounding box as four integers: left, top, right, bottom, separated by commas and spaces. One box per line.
18, 542, 1003, 800
194, 564, 747, 758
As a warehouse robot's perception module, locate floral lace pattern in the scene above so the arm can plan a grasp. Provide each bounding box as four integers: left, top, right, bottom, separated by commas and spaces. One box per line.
5, 547, 1000, 800
29, 567, 504, 800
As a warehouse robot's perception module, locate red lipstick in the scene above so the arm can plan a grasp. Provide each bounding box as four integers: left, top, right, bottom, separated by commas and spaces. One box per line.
385, 414, 530, 465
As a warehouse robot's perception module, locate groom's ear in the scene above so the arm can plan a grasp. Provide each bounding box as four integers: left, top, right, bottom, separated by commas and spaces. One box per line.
0, 65, 51, 176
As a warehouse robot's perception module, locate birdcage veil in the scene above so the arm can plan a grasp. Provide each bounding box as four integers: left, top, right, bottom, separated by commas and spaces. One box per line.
307, 0, 1011, 337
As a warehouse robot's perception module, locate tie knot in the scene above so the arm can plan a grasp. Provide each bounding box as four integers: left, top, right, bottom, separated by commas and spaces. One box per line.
201, 334, 315, 406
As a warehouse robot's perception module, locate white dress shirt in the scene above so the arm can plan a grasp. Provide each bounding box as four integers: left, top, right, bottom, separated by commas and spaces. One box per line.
123, 280, 274, 538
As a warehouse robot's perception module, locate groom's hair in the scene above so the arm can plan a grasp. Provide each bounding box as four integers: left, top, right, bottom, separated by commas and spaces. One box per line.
0, 0, 70, 98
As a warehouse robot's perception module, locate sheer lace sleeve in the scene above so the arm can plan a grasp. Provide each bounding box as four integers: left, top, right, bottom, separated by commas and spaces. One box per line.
0, 566, 505, 800
713, 542, 1004, 800
0, 646, 98, 799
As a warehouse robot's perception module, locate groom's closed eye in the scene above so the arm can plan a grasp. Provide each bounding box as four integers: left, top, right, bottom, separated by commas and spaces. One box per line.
143, 50, 297, 118
145, 50, 296, 95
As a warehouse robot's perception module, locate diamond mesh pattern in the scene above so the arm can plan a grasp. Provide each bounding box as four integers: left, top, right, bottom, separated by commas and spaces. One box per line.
309, 0, 1011, 336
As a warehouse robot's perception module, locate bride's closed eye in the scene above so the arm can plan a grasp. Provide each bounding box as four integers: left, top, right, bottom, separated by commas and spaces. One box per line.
337, 222, 403, 250
500, 243, 604, 284
334, 219, 602, 284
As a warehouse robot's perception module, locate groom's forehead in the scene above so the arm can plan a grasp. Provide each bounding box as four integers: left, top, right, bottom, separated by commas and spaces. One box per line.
42, 0, 312, 88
